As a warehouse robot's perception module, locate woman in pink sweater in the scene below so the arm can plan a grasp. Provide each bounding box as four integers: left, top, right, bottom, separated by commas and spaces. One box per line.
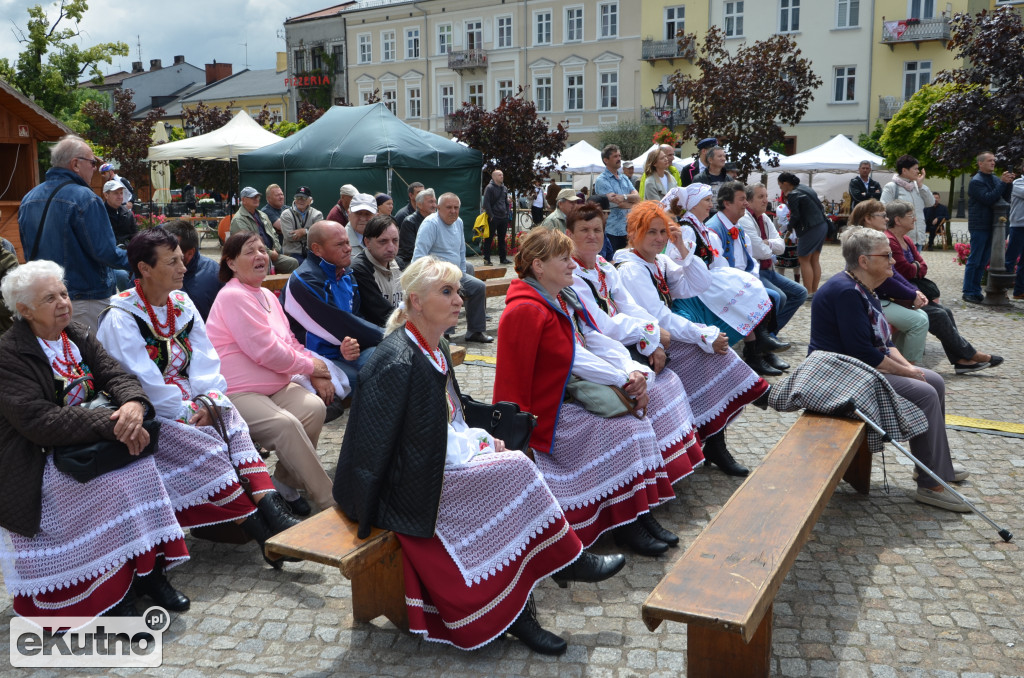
207, 232, 335, 513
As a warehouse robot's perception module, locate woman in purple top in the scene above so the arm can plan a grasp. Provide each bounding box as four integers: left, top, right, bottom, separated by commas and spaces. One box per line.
809, 227, 969, 513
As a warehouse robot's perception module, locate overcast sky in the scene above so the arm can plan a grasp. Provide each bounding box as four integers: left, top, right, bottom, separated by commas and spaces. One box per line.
0, 0, 333, 76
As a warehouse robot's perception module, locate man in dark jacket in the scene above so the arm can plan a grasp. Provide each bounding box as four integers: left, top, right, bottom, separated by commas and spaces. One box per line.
18, 135, 129, 329
350, 214, 402, 328
393, 182, 424, 230
397, 188, 436, 269
963, 151, 1016, 302
680, 137, 718, 187
102, 181, 137, 247
848, 160, 882, 208
162, 220, 223, 320
691, 146, 730, 217
481, 170, 510, 265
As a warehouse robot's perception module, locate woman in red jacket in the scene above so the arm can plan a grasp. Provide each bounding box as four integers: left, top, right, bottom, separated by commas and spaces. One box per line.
494, 229, 677, 557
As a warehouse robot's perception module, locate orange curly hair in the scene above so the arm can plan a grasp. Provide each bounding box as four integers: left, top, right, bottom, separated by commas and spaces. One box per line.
626, 200, 674, 247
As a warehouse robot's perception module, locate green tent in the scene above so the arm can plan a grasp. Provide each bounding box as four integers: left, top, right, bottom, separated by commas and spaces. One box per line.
238, 103, 482, 241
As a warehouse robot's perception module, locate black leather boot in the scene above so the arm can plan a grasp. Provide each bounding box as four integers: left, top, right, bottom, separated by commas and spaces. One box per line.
551, 551, 626, 587
136, 570, 190, 612
743, 342, 782, 376
754, 321, 789, 353
763, 351, 790, 371
702, 431, 749, 477
638, 513, 679, 547
752, 384, 772, 410
507, 596, 567, 655
613, 520, 669, 556
258, 492, 303, 535
106, 587, 140, 616
241, 513, 298, 570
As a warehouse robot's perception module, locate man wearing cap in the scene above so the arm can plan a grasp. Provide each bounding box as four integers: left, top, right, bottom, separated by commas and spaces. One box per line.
327, 184, 358, 227
681, 137, 718, 187
537, 189, 582, 232
394, 182, 424, 231
261, 184, 287, 234
279, 186, 323, 263
623, 161, 639, 190
481, 169, 511, 265
595, 144, 640, 251
413, 192, 493, 343
397, 187, 436, 269
230, 186, 299, 273
102, 180, 137, 247
19, 135, 129, 329
99, 162, 135, 207
346, 193, 377, 257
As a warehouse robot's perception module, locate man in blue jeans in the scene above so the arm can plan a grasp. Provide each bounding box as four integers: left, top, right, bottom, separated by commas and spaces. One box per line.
963, 151, 1015, 302
739, 183, 808, 334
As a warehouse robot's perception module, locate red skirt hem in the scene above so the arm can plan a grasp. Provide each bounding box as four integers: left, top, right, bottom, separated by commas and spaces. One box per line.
697, 377, 769, 440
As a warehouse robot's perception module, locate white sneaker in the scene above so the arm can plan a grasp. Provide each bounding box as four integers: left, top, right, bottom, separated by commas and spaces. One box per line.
913, 465, 969, 482
915, 487, 970, 513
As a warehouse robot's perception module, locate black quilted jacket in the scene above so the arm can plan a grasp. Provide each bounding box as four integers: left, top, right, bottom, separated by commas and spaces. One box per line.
333, 329, 458, 539
0, 320, 152, 537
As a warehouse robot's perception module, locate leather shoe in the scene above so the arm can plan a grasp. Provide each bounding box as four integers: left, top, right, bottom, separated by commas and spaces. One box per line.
499, 258, 511, 265
702, 432, 749, 477
613, 521, 669, 557
483, 258, 493, 266
136, 572, 190, 612
464, 331, 494, 343
287, 496, 312, 517
756, 333, 790, 353
106, 589, 139, 617
551, 550, 626, 587
258, 492, 302, 535
962, 293, 984, 304
763, 351, 790, 371
507, 597, 567, 655
638, 513, 679, 547
752, 384, 772, 410
743, 343, 782, 376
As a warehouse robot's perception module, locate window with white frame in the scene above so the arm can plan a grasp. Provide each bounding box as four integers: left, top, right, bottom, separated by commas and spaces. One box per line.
566, 7, 583, 42
833, 66, 856, 102
498, 79, 515, 100
536, 11, 552, 45
599, 3, 618, 38
441, 85, 455, 116
358, 34, 371, 64
406, 28, 420, 59
360, 89, 374, 105
780, 0, 800, 32
665, 6, 685, 40
836, 0, 859, 28
908, 0, 936, 19
466, 20, 483, 51
438, 24, 452, 54
566, 74, 584, 111
468, 82, 485, 107
497, 16, 513, 48
903, 61, 931, 100
534, 76, 552, 112
407, 86, 422, 118
724, 1, 744, 37
382, 88, 397, 114
599, 71, 618, 108
382, 31, 396, 61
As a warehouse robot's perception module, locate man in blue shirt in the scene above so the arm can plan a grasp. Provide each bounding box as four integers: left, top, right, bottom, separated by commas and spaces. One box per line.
963, 151, 1015, 302
594, 144, 639, 252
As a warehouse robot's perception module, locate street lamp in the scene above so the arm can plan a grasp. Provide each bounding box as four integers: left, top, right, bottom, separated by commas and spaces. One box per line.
651, 84, 680, 134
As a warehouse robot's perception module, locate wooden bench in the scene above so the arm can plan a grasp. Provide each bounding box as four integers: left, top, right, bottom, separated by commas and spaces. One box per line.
261, 273, 291, 292
263, 345, 466, 630
472, 265, 507, 281
484, 278, 510, 298
641, 412, 870, 678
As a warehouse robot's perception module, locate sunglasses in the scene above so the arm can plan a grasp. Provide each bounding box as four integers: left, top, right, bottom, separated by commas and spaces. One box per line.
76, 157, 99, 168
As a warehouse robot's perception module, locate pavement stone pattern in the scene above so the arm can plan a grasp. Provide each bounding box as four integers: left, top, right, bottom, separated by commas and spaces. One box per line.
3, 228, 1023, 677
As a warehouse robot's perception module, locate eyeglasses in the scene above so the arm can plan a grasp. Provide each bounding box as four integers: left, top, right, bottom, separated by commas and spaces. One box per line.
872, 212, 887, 218
76, 157, 99, 168
865, 253, 895, 260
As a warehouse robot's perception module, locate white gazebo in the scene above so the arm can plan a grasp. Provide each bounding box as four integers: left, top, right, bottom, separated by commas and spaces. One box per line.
148, 110, 284, 161
768, 135, 888, 203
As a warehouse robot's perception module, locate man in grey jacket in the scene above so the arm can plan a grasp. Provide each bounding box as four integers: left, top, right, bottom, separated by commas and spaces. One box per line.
1005, 171, 1024, 300
481, 170, 510, 265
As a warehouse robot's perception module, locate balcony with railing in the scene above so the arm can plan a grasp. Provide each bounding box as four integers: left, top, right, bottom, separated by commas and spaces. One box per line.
641, 38, 696, 63
448, 49, 488, 71
880, 16, 951, 48
641, 105, 693, 127
878, 96, 906, 120
444, 115, 467, 134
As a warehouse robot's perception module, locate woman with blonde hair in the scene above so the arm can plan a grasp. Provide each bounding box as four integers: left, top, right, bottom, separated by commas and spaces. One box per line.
642, 146, 677, 202
335, 255, 624, 655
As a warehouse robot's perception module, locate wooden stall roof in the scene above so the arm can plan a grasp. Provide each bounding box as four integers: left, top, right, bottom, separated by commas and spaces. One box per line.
0, 77, 73, 141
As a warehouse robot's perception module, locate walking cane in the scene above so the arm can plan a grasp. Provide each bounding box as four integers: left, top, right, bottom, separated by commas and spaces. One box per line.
850, 406, 1013, 543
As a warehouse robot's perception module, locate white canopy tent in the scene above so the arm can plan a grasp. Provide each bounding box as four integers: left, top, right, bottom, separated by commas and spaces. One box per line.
556, 140, 605, 173
767, 135, 888, 204
631, 144, 692, 172
147, 110, 284, 161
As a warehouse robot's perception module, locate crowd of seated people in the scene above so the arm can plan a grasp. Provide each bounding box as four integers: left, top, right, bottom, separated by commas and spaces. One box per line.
3, 151, 994, 655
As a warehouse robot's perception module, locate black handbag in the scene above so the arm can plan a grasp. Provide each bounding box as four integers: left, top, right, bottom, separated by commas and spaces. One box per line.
460, 395, 537, 455
911, 276, 942, 302
52, 379, 160, 483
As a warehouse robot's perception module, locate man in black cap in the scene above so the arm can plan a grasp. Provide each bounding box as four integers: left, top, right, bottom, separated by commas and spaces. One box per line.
279, 186, 324, 263
681, 137, 718, 187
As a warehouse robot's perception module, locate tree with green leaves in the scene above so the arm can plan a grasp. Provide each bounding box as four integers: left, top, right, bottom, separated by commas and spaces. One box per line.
668, 27, 821, 180
0, 1, 128, 121
598, 119, 652, 161
880, 84, 958, 179
81, 88, 164, 192
857, 120, 885, 158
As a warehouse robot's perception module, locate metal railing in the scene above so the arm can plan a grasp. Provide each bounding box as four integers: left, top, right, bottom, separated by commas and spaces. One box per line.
641, 105, 693, 127
641, 39, 696, 61
448, 49, 488, 70
880, 16, 951, 44
878, 96, 906, 120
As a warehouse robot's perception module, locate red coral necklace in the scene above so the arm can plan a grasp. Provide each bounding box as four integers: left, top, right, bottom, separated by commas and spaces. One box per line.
49, 332, 87, 379
572, 256, 608, 299
135, 280, 177, 338
407, 321, 446, 372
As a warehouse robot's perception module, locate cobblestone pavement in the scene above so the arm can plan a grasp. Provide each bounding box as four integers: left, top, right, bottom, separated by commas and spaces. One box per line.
4, 228, 1023, 677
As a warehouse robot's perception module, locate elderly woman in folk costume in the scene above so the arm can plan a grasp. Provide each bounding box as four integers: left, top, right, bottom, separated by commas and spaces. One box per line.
613, 200, 770, 478
96, 228, 301, 570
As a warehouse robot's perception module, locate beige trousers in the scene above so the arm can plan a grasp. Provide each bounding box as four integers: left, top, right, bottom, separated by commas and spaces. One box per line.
230, 384, 334, 510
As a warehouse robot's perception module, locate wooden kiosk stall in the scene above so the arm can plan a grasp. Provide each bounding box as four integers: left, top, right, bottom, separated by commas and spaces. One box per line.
0, 78, 74, 262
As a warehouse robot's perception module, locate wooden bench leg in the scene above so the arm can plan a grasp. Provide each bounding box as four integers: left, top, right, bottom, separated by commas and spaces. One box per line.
687, 603, 773, 678
347, 535, 409, 632
842, 435, 872, 495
